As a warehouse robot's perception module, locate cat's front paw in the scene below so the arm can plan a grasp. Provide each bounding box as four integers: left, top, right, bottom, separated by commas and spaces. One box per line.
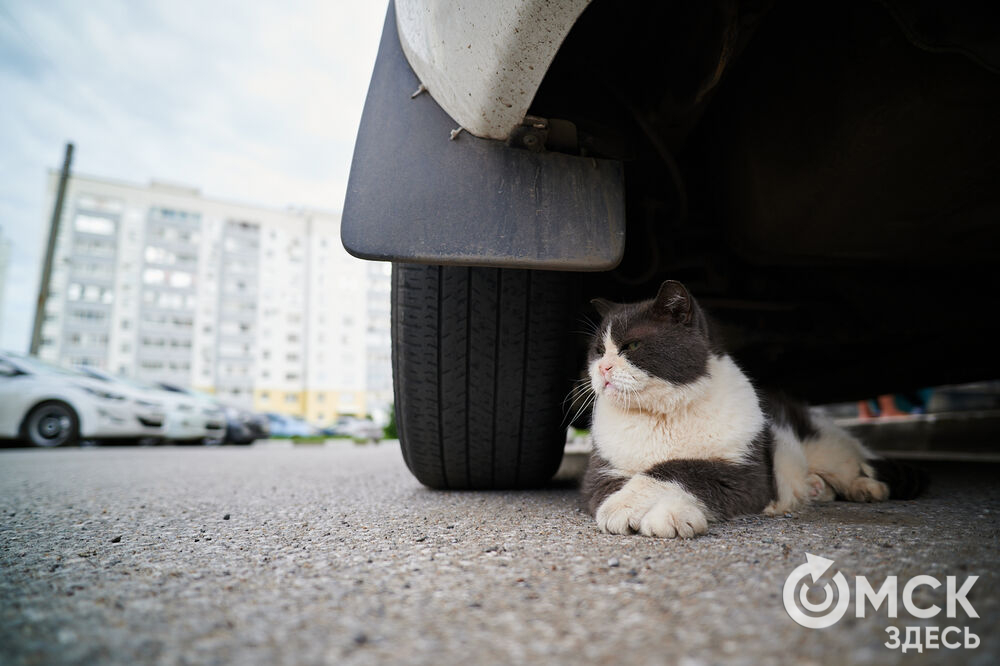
595, 483, 655, 535
595, 475, 709, 538
638, 495, 708, 538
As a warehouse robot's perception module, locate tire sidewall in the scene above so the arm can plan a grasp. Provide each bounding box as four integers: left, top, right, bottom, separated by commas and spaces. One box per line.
23, 401, 80, 448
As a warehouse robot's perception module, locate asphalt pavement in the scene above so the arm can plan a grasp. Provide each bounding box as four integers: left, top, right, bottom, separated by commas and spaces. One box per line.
1, 441, 998, 665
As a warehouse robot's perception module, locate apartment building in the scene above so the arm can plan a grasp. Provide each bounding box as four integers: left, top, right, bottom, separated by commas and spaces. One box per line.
37, 173, 391, 423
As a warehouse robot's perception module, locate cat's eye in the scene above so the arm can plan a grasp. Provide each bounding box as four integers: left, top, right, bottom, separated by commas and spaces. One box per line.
625, 341, 641, 352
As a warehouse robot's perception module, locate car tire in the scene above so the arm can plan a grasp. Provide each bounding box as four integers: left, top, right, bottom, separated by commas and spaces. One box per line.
392, 264, 575, 489
22, 401, 80, 448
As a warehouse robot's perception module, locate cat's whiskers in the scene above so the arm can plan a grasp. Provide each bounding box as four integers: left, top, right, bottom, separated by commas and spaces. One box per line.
564, 377, 592, 402
631, 385, 649, 414
565, 391, 596, 429
576, 393, 597, 427
575, 315, 601, 338
563, 378, 597, 427
564, 388, 591, 416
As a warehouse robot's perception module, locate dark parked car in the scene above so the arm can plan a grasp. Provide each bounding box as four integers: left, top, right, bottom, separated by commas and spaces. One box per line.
221, 406, 270, 445
344, 0, 1000, 490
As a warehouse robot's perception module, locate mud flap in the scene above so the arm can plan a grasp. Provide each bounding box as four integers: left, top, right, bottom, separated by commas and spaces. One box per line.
341, 1, 625, 271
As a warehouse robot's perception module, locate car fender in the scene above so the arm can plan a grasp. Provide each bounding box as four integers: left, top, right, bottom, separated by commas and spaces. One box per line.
395, 0, 591, 141
341, 0, 625, 271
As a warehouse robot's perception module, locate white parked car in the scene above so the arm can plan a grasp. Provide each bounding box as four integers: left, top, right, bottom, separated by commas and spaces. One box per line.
75, 368, 220, 444
328, 416, 383, 442
0, 352, 166, 447
155, 384, 227, 445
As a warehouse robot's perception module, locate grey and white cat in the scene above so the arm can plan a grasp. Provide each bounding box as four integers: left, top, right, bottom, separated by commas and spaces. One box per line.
581, 280, 925, 538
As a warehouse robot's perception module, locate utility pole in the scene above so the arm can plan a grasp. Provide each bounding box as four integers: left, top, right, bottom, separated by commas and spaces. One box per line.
30, 142, 74, 356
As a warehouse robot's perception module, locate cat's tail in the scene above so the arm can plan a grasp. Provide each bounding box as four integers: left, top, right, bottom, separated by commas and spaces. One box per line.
868, 458, 930, 500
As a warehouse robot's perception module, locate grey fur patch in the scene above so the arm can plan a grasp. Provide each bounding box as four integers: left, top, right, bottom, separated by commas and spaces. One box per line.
762, 391, 819, 441
588, 281, 716, 387
581, 453, 628, 516
643, 427, 776, 519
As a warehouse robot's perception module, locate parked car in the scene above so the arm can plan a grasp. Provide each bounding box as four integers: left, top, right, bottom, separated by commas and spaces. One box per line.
264, 413, 318, 438
325, 416, 382, 442
77, 369, 221, 444
343, 0, 1000, 490
70, 366, 169, 444
0, 352, 165, 447
220, 405, 270, 445
155, 384, 227, 445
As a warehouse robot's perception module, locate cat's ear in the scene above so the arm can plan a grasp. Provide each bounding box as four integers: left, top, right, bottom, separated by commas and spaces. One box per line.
590, 298, 617, 318
654, 280, 694, 324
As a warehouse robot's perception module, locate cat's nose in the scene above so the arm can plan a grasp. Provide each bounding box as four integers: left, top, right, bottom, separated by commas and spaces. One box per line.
598, 360, 613, 377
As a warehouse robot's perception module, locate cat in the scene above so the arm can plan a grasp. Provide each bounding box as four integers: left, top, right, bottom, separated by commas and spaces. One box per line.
580, 279, 926, 538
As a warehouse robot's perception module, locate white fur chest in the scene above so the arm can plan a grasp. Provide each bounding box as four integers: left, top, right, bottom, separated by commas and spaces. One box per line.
592, 355, 765, 475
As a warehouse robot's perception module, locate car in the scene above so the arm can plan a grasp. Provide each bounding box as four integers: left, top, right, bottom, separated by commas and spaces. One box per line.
220, 405, 270, 445
77, 369, 219, 445
325, 416, 383, 442
155, 384, 227, 445
71, 367, 170, 444
342, 1, 1000, 490
264, 413, 319, 438
0, 352, 165, 447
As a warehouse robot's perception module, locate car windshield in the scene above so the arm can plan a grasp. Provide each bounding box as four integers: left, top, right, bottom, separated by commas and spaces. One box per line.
77, 367, 113, 382
4, 353, 84, 377
118, 376, 165, 392
74, 366, 159, 391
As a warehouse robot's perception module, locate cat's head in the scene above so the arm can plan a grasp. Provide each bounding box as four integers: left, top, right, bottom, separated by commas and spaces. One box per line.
588, 280, 714, 410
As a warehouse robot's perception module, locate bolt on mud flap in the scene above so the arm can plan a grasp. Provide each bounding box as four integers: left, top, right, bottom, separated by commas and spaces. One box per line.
341, 1, 626, 272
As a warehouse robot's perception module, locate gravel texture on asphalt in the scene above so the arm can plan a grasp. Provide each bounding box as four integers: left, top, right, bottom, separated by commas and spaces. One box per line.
1, 442, 997, 665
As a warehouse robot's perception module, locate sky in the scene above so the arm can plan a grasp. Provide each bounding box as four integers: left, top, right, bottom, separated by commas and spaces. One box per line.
0, 0, 388, 351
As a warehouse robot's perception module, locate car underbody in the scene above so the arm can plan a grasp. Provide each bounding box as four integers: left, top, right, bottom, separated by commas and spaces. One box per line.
526, 0, 1000, 403
344, 0, 1000, 488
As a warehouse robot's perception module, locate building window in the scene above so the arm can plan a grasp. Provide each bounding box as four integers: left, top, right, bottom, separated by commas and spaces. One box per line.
168, 271, 193, 288
74, 214, 115, 235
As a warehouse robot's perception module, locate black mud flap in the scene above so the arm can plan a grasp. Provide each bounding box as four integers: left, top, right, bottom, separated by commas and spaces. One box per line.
341, 1, 626, 272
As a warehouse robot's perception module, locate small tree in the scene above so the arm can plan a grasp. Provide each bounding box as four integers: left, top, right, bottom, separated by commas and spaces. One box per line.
383, 404, 398, 439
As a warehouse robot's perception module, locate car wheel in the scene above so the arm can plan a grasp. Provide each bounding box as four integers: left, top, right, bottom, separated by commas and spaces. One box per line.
22, 401, 80, 448
392, 264, 575, 489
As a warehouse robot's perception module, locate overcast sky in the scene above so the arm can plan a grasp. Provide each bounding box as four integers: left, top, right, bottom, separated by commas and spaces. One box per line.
0, 0, 388, 351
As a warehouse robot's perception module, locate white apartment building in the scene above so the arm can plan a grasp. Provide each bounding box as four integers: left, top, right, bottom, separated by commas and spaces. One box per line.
37, 172, 392, 424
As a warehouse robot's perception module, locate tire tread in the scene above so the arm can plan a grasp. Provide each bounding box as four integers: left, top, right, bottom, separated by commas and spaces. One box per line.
393, 264, 571, 489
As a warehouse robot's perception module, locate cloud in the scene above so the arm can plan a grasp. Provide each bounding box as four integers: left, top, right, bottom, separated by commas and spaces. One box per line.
0, 0, 389, 350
